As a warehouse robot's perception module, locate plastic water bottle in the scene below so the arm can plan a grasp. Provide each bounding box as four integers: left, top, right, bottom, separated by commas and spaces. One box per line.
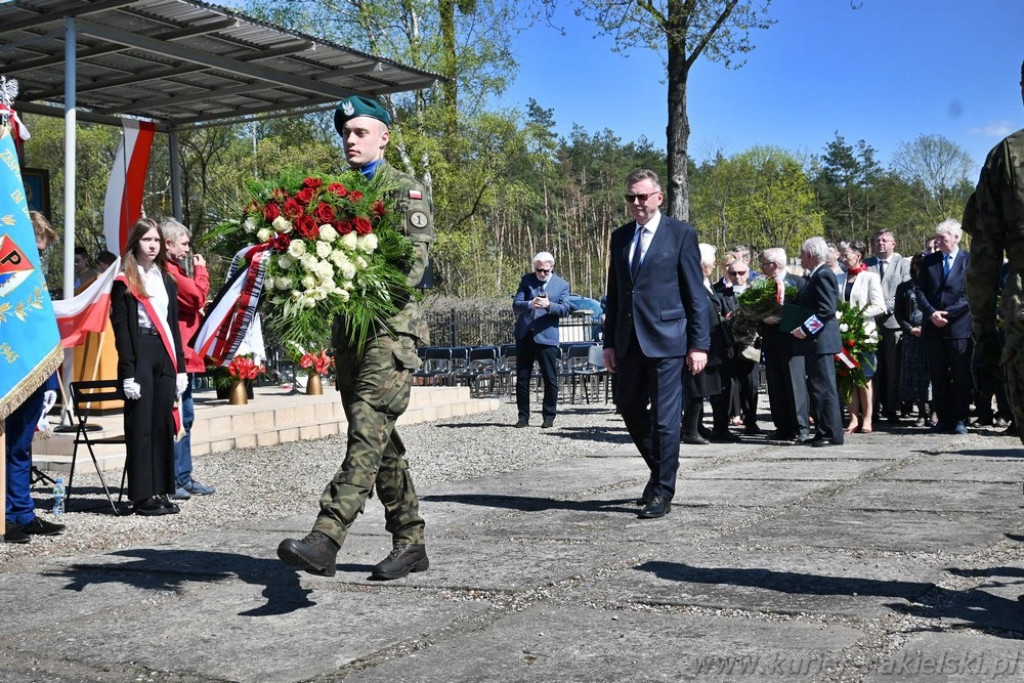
52, 476, 65, 516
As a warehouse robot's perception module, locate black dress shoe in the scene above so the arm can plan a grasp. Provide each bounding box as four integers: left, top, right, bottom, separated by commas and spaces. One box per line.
4, 522, 30, 544
541, 418, 554, 429
639, 495, 671, 519
794, 434, 815, 445
766, 430, 795, 442
710, 430, 741, 443
811, 438, 842, 448
20, 517, 65, 536
682, 433, 709, 445
134, 496, 173, 516
513, 419, 528, 428
744, 424, 762, 435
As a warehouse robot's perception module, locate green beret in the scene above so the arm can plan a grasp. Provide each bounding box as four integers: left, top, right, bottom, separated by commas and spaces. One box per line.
334, 96, 391, 135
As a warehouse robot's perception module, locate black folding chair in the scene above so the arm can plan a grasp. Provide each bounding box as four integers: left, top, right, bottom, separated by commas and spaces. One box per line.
68, 380, 127, 514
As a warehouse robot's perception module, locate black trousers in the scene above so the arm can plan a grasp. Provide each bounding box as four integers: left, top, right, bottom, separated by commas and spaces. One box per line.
874, 328, 902, 414
803, 352, 843, 442
515, 335, 560, 422
924, 335, 971, 426
615, 346, 684, 501
124, 334, 177, 503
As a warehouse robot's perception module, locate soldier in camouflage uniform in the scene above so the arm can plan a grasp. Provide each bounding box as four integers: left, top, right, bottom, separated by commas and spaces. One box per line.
964, 60, 1024, 446
278, 96, 435, 579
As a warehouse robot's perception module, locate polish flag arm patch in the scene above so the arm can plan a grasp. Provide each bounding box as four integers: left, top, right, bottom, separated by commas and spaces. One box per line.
803, 315, 824, 335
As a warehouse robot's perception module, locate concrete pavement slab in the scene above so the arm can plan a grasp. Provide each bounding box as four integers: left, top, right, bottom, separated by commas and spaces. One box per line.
338, 603, 866, 683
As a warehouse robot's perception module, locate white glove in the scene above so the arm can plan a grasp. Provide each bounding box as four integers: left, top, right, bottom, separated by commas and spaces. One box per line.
37, 390, 58, 432
176, 373, 189, 395
123, 378, 142, 401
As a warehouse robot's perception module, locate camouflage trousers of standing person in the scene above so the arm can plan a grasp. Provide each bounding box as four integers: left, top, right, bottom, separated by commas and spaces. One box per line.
1004, 317, 1024, 448
313, 334, 425, 548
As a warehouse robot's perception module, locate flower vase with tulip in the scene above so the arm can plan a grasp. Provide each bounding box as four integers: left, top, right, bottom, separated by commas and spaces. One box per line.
226, 354, 265, 405
300, 349, 333, 395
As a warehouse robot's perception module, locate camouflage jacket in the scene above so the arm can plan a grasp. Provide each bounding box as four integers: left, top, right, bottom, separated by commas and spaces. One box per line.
966, 128, 1024, 337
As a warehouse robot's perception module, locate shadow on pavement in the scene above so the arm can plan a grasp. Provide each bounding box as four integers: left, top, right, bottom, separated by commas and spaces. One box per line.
421, 493, 638, 514
46, 548, 317, 617
635, 561, 1024, 638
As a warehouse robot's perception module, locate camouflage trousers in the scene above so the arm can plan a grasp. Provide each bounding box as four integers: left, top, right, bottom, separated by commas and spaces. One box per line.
313, 335, 425, 547
1004, 317, 1024, 447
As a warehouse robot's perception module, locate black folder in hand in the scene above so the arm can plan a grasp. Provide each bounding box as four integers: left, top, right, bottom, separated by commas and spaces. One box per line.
779, 303, 814, 333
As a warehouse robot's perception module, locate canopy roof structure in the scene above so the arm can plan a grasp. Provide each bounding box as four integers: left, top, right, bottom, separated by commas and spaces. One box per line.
0, 0, 440, 130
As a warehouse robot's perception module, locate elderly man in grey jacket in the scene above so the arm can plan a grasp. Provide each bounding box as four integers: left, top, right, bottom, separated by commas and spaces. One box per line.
513, 251, 571, 428
866, 230, 911, 421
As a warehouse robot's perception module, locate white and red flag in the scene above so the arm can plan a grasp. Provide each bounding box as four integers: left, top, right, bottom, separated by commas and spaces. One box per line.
103, 119, 155, 255
51, 257, 120, 348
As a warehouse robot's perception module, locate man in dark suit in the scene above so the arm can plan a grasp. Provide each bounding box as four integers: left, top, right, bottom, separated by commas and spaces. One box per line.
915, 218, 973, 434
790, 237, 844, 447
603, 169, 710, 519
865, 230, 912, 421
512, 251, 571, 428
758, 248, 808, 442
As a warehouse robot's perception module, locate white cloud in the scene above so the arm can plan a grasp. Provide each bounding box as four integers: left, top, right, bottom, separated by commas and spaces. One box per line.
969, 121, 1016, 138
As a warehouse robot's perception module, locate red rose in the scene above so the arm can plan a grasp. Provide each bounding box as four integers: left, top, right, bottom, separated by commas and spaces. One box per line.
283, 198, 303, 218
354, 216, 372, 235
349, 190, 364, 202
296, 214, 318, 240
296, 187, 315, 204
845, 339, 856, 349
315, 202, 335, 224
372, 200, 386, 217
336, 220, 353, 235
303, 177, 323, 188
327, 183, 348, 197
263, 202, 280, 222
269, 232, 291, 252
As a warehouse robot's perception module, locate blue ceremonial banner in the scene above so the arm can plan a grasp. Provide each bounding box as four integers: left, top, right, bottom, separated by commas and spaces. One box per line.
0, 126, 62, 425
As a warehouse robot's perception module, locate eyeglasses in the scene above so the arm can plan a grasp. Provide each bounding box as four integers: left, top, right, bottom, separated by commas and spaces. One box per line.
534, 267, 551, 274
727, 270, 748, 276
760, 262, 778, 268
624, 192, 660, 203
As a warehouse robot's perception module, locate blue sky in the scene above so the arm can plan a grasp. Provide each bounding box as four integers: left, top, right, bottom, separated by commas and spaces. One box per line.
496, 0, 1024, 170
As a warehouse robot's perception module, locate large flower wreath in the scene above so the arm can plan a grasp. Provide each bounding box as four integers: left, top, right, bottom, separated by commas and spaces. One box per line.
221, 169, 415, 353
731, 278, 798, 352
834, 300, 879, 403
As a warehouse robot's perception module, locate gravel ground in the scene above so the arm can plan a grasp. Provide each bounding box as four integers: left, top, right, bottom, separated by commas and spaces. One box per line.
0, 396, 630, 569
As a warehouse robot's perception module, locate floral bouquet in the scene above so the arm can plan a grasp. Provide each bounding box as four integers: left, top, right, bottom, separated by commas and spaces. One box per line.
834, 300, 878, 403
227, 354, 264, 380
731, 278, 799, 352
300, 348, 333, 377
221, 169, 415, 354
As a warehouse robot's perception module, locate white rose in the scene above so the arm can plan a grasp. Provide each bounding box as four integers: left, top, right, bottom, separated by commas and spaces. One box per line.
290, 290, 302, 300
300, 254, 318, 271
315, 240, 332, 259
330, 250, 349, 267
272, 216, 293, 233
287, 240, 306, 258
340, 232, 358, 250
277, 255, 294, 271
256, 228, 272, 243
319, 224, 338, 242
355, 256, 369, 270
340, 262, 356, 280
275, 276, 293, 290
303, 297, 316, 309
357, 233, 378, 253
338, 289, 350, 302
244, 217, 257, 233
315, 260, 334, 281
301, 274, 317, 290
839, 323, 849, 333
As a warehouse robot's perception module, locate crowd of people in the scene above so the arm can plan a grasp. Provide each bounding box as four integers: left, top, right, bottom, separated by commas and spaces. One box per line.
683, 222, 1015, 447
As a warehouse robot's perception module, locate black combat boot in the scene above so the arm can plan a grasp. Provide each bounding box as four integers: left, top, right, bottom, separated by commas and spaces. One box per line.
372, 544, 429, 580
277, 531, 339, 576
